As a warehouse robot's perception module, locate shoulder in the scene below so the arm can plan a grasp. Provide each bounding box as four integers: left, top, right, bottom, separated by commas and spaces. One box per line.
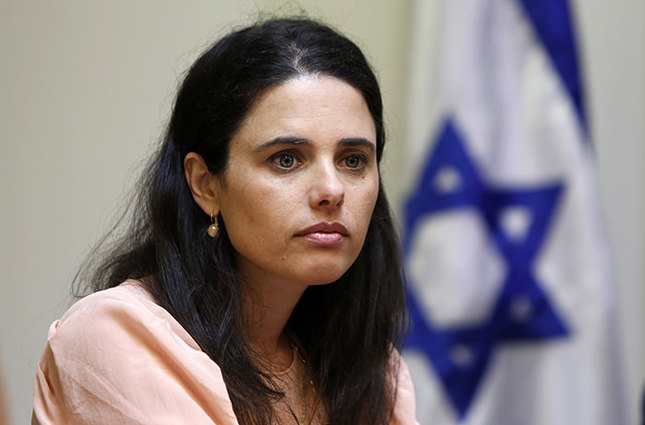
54, 281, 159, 330
390, 350, 420, 425
43, 280, 214, 389
49, 281, 199, 352
34, 281, 238, 424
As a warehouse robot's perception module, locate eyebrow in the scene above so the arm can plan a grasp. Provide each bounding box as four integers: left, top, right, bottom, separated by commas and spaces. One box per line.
255, 136, 376, 152
255, 137, 310, 152
337, 137, 376, 152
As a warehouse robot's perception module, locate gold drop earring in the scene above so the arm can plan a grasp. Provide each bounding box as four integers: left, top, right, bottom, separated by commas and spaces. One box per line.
207, 212, 219, 238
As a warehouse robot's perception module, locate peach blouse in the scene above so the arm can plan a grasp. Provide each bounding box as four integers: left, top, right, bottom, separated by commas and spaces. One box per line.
33, 281, 418, 424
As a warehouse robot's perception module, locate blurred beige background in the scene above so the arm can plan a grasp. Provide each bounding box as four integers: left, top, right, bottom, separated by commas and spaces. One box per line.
1, 1, 642, 424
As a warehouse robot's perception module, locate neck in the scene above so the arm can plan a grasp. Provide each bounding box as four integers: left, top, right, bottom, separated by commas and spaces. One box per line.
242, 276, 307, 369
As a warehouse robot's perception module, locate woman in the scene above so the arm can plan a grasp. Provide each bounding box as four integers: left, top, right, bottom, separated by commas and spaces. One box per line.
33, 17, 417, 425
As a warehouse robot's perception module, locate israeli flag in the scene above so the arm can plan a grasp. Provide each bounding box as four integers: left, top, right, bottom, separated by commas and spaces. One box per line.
401, 1, 628, 424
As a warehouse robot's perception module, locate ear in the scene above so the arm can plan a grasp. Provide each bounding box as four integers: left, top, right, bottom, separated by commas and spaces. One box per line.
184, 152, 220, 216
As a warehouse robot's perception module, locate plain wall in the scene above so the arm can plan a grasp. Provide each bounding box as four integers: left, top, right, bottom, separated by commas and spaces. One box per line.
0, 1, 642, 424
576, 1, 645, 423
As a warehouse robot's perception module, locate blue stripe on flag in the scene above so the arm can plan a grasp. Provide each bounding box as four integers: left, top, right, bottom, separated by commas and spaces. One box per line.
516, 0, 587, 132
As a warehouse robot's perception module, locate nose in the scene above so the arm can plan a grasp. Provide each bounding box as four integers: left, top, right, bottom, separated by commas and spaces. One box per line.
309, 162, 345, 211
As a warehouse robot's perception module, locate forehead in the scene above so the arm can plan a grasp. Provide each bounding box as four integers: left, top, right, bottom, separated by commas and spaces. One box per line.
232, 75, 377, 148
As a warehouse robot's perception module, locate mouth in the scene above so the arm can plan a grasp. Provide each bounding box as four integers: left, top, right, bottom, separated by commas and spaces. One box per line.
295, 222, 349, 246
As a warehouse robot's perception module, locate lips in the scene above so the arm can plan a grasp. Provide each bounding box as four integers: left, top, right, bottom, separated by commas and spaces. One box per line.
295, 222, 349, 246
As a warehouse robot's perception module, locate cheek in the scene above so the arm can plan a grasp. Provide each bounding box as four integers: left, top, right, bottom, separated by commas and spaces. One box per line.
353, 179, 380, 233
222, 181, 295, 246
363, 174, 380, 211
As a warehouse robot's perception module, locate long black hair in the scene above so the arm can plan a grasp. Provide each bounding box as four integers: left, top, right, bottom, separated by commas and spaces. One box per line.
77, 17, 406, 425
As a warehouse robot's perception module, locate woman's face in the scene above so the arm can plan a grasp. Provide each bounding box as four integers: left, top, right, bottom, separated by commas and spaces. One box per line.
215, 75, 379, 289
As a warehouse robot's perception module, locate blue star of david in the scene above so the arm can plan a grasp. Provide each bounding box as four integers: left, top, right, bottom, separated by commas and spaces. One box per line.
403, 118, 569, 420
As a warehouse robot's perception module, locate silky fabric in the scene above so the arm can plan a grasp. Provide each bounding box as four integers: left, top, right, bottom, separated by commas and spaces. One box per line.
33, 281, 418, 424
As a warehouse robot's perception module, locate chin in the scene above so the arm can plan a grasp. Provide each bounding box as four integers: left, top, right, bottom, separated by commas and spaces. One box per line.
306, 275, 343, 286
296, 260, 355, 286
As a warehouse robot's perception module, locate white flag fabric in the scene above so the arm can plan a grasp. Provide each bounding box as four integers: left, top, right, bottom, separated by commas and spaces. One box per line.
401, 1, 628, 424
